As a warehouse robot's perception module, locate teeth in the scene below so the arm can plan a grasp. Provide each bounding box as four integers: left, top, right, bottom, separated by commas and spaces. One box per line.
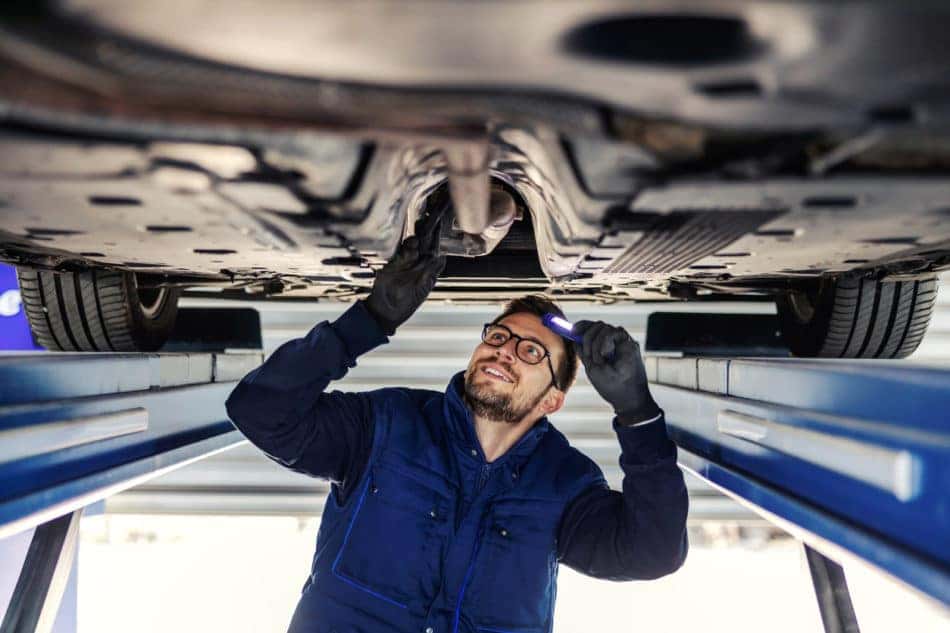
484, 367, 511, 382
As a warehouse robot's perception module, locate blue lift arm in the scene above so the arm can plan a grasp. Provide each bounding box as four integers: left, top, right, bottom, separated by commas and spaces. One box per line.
1, 351, 261, 633
646, 355, 950, 607
0, 351, 259, 539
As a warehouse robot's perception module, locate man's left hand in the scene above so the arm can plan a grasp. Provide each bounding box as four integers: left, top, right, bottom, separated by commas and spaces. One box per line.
574, 320, 660, 423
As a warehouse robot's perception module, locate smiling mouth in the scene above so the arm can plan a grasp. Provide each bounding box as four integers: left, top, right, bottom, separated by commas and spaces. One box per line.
481, 365, 514, 383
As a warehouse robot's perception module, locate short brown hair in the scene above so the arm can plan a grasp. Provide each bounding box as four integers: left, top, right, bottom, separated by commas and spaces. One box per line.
491, 295, 579, 392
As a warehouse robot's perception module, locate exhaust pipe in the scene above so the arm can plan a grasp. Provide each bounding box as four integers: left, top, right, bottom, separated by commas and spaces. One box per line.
418, 142, 521, 257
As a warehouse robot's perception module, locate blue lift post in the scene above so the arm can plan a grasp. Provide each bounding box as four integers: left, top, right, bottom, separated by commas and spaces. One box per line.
0, 351, 259, 633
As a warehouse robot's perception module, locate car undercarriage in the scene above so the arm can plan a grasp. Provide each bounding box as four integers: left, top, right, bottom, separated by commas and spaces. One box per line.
0, 1, 947, 355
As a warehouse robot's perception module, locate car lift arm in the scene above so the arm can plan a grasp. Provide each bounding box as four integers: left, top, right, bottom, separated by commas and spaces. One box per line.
0, 350, 260, 633
647, 354, 950, 616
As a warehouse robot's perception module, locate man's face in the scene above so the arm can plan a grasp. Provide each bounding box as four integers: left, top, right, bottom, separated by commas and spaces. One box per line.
463, 312, 566, 424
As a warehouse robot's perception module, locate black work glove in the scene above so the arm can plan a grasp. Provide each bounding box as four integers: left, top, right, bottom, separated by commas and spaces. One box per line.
574, 320, 660, 425
363, 234, 445, 336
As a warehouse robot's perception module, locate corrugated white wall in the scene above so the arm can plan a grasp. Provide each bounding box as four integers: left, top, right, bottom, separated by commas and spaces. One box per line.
109, 273, 946, 519
911, 272, 950, 360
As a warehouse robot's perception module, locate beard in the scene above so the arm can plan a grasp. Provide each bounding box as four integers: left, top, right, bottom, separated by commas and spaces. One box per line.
463, 367, 548, 424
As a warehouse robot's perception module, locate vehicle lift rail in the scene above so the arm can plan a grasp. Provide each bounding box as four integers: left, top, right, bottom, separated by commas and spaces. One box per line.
0, 350, 947, 632
0, 350, 261, 633
647, 355, 950, 627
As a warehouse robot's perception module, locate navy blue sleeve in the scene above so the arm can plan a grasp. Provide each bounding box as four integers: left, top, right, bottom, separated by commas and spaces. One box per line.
225, 301, 389, 504
556, 413, 689, 580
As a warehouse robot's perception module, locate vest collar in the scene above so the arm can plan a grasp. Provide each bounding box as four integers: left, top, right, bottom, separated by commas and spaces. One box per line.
443, 370, 550, 467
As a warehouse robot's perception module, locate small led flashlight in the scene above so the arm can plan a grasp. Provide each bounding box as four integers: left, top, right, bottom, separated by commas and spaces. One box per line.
542, 313, 584, 344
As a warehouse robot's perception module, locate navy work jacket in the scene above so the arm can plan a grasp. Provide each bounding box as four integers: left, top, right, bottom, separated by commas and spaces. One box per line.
226, 301, 688, 633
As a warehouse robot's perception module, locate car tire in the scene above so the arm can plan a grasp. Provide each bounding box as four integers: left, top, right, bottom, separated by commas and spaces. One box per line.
776, 274, 938, 358
16, 268, 180, 352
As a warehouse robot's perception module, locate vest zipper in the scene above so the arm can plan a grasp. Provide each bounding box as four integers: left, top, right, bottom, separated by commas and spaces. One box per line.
476, 463, 491, 491
452, 523, 485, 633
453, 463, 492, 631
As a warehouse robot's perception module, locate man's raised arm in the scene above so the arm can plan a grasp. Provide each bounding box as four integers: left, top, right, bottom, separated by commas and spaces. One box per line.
225, 231, 445, 499
556, 321, 689, 580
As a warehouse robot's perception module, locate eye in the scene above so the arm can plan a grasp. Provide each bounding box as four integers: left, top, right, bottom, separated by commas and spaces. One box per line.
522, 343, 544, 360
486, 330, 508, 344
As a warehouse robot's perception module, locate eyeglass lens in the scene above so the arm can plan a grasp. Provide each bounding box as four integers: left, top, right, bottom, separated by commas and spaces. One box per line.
483, 325, 547, 364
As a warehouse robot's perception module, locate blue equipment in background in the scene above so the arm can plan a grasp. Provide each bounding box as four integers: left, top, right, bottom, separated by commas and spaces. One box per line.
0, 264, 42, 351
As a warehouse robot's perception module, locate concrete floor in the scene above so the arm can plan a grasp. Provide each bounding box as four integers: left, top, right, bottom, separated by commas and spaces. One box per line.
77, 514, 947, 633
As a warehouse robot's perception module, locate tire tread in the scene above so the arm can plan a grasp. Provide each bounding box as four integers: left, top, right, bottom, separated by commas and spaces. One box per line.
778, 274, 938, 359
14, 268, 178, 352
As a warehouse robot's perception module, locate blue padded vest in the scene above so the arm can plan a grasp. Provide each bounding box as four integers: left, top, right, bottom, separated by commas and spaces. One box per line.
287, 372, 605, 633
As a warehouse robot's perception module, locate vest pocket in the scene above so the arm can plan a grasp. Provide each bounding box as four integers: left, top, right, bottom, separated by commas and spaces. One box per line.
467, 501, 561, 633
332, 461, 450, 608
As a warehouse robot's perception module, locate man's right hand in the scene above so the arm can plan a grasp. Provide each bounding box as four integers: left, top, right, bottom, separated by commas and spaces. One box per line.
363, 233, 445, 336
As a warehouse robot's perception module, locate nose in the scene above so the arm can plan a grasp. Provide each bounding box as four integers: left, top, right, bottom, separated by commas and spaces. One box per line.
494, 338, 518, 363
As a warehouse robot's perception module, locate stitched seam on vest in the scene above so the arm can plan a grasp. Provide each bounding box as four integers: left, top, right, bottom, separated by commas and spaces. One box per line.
453, 523, 486, 633
330, 476, 409, 610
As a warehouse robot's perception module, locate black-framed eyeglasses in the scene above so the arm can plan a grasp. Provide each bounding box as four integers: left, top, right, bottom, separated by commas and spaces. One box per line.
481, 323, 561, 390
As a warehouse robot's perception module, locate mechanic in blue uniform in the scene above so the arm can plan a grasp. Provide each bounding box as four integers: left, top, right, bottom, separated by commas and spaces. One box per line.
226, 233, 689, 633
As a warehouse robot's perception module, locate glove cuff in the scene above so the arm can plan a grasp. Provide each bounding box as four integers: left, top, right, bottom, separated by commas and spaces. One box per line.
615, 398, 662, 426
335, 301, 391, 356
361, 298, 399, 336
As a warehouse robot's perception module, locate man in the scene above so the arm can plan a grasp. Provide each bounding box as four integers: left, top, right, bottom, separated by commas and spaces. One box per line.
226, 233, 688, 633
